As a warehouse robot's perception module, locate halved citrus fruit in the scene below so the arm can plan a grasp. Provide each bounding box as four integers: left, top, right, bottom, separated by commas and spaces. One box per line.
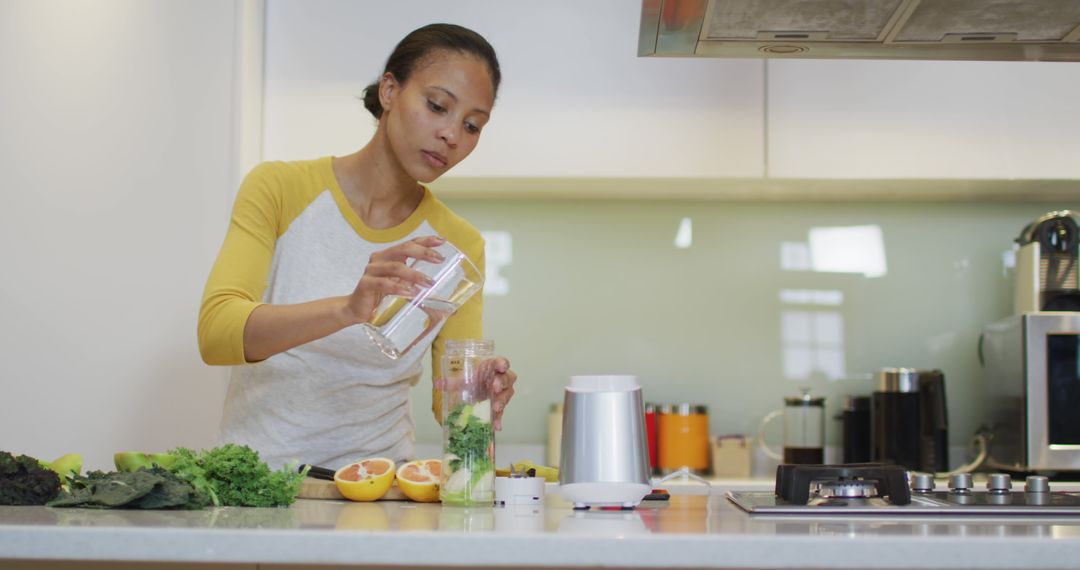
334, 457, 396, 502
395, 459, 441, 503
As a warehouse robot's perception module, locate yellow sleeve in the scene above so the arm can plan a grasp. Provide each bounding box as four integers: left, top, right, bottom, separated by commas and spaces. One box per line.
197, 163, 285, 365
429, 227, 486, 424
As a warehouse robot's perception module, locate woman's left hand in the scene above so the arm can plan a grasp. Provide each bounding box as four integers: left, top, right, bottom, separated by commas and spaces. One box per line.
485, 356, 516, 431
435, 356, 517, 431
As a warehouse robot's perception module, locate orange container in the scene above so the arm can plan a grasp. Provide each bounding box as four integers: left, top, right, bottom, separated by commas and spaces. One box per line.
658, 404, 710, 474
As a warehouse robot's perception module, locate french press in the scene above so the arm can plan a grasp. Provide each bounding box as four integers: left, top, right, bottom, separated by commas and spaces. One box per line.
758, 388, 826, 464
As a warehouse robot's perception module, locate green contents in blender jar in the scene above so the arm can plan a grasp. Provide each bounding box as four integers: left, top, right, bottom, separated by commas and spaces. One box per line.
441, 399, 494, 506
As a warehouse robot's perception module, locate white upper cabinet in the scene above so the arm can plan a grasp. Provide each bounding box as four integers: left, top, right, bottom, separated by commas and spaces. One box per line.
262, 0, 765, 181
263, 1, 1079, 193
766, 59, 1080, 179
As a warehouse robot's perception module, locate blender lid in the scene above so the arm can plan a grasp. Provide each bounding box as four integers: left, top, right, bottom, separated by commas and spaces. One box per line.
567, 374, 640, 393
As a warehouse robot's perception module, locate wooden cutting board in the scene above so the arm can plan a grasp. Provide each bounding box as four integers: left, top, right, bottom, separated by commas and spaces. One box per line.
298, 478, 406, 501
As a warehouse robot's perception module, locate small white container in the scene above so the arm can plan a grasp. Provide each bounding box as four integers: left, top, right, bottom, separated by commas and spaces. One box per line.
494, 476, 545, 506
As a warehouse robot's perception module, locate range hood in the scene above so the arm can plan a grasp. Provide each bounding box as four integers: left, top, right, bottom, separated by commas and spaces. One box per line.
639, 0, 1080, 61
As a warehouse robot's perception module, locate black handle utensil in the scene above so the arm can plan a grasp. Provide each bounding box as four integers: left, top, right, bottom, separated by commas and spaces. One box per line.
300, 464, 337, 481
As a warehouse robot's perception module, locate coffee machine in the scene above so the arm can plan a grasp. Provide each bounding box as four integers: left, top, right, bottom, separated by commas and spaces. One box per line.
1014, 210, 1080, 313
981, 210, 1080, 473
871, 368, 949, 473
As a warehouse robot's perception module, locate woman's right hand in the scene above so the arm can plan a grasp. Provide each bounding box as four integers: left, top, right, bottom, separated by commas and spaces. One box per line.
344, 235, 447, 325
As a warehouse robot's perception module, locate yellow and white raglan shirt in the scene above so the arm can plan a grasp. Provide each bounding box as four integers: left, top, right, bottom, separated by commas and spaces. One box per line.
198, 157, 483, 470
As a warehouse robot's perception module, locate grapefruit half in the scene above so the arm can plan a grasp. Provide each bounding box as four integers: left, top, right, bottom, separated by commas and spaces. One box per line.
334, 457, 396, 502
395, 459, 441, 503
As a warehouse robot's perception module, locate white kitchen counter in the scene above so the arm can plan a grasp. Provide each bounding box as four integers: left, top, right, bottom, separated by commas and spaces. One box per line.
2, 480, 1080, 570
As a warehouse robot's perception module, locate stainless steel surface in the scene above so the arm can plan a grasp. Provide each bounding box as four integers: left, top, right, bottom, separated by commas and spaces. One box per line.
558, 379, 651, 488
639, 0, 1080, 61
876, 367, 923, 393
911, 473, 935, 493
732, 466, 1080, 516
727, 489, 1080, 516
949, 473, 974, 493
668, 403, 709, 415
982, 312, 1080, 471
987, 473, 1013, 494
725, 481, 1080, 516
1027, 476, 1051, 494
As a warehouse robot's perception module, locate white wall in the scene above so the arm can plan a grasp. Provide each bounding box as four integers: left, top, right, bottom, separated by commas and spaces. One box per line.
0, 0, 239, 470
262, 0, 766, 179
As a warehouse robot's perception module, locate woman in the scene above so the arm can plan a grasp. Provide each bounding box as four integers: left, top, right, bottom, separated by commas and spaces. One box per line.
198, 23, 517, 470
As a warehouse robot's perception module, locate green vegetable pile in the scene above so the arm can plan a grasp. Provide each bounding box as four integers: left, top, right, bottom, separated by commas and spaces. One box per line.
443, 400, 495, 504
1, 444, 305, 510
0, 451, 61, 505
446, 403, 494, 478
166, 444, 306, 508
48, 466, 205, 510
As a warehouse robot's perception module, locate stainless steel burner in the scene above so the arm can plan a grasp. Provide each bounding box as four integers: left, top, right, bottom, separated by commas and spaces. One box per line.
728, 464, 1080, 516
814, 481, 879, 499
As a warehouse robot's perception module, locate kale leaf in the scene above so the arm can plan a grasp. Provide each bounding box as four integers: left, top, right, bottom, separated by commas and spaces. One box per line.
47, 467, 206, 510
0, 451, 61, 505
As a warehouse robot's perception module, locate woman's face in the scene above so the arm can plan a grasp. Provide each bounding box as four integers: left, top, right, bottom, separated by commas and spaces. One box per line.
381, 50, 496, 184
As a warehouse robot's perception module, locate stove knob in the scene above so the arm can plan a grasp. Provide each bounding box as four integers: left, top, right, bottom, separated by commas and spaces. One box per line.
910, 472, 935, 493
949, 473, 973, 494
1025, 475, 1050, 494
987, 473, 1013, 494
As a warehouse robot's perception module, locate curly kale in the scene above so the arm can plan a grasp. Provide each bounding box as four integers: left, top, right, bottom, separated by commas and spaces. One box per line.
0, 451, 61, 505
166, 447, 218, 507
168, 444, 305, 507
446, 404, 494, 483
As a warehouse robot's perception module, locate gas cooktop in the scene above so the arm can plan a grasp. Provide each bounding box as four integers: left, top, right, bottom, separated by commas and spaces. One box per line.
727, 463, 1080, 516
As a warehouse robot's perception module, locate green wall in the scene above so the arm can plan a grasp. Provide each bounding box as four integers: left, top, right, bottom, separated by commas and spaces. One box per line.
410, 197, 1061, 451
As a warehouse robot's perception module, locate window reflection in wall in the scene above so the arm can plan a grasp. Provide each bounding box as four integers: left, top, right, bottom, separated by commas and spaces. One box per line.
780, 224, 889, 382
780, 291, 846, 382
481, 230, 512, 297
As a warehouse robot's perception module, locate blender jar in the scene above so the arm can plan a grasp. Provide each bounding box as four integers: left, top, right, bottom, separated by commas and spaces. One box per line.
440, 339, 496, 506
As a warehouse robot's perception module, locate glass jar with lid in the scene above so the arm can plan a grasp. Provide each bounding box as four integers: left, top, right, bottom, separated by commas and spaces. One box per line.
440, 339, 496, 506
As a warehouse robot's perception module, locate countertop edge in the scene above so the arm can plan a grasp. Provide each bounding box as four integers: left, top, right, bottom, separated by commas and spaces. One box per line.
2, 523, 1080, 569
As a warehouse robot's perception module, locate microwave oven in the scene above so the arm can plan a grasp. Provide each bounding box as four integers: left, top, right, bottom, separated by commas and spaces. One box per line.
981, 312, 1080, 472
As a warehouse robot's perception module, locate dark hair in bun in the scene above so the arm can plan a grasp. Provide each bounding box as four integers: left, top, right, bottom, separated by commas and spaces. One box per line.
363, 23, 501, 120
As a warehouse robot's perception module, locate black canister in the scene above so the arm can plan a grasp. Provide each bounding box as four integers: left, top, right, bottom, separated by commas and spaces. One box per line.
837, 395, 871, 464
871, 368, 949, 473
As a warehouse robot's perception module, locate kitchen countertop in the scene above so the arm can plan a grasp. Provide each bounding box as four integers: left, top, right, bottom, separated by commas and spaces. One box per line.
3, 480, 1080, 570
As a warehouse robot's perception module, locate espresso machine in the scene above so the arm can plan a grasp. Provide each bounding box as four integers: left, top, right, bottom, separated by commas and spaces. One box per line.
1014, 210, 1080, 313
981, 210, 1080, 473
